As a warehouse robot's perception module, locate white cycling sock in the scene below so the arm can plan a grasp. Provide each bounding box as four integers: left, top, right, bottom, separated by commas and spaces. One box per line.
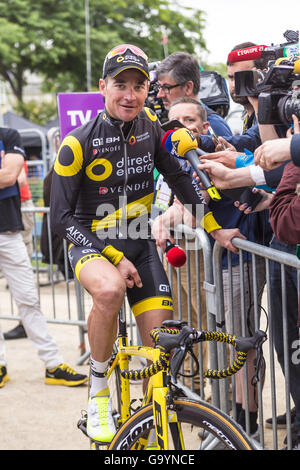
90, 357, 110, 398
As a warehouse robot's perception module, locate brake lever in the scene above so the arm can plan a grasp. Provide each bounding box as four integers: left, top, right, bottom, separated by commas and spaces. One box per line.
251, 331, 267, 385
170, 342, 200, 383
170, 346, 187, 383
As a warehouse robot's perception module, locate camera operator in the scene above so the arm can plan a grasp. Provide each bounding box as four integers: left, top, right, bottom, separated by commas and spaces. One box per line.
199, 45, 290, 156
202, 42, 273, 167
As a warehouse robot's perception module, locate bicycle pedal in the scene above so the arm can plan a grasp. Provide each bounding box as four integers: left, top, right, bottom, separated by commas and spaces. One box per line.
130, 398, 143, 413
77, 414, 88, 437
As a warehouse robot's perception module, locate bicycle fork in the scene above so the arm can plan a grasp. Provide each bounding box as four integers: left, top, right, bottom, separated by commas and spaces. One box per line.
152, 375, 185, 450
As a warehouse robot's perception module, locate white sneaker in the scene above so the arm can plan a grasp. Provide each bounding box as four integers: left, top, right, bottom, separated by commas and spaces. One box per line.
87, 390, 116, 442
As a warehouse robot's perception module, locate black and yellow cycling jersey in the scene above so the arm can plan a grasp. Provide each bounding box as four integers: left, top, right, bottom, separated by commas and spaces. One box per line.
68, 239, 173, 317
50, 107, 219, 265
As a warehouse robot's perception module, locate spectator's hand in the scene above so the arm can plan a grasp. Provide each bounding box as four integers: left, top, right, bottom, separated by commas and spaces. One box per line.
254, 115, 299, 170
214, 136, 237, 153
234, 188, 273, 214
0, 150, 5, 167
194, 159, 231, 189
116, 257, 142, 289
210, 228, 246, 254
200, 148, 239, 169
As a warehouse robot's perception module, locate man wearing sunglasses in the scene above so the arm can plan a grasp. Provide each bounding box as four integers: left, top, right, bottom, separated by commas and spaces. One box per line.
50, 44, 244, 443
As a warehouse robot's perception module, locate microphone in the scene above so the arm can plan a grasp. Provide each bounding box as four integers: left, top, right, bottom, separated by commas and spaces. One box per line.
165, 240, 186, 267
163, 129, 265, 209
161, 129, 174, 154
227, 45, 268, 63
167, 128, 221, 201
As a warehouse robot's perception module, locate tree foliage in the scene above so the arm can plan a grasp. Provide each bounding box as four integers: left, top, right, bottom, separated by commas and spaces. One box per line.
0, 0, 207, 116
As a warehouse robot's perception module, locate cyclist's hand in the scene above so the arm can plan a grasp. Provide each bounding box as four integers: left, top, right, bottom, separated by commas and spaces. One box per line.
152, 216, 175, 252
117, 257, 143, 289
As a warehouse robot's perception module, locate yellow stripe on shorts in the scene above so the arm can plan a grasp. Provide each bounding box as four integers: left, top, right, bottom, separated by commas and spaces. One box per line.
75, 253, 106, 280
131, 296, 173, 318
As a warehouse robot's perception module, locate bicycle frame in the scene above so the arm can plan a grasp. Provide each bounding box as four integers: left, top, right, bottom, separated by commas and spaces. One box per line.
90, 309, 266, 450
106, 309, 180, 450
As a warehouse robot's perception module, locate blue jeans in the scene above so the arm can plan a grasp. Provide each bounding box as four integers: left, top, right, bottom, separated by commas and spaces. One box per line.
270, 237, 300, 434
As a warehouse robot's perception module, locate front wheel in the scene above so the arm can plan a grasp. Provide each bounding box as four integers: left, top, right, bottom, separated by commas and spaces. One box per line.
109, 399, 257, 450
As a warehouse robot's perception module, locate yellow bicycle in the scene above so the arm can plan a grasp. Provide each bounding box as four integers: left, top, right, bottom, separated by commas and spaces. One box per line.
78, 312, 266, 451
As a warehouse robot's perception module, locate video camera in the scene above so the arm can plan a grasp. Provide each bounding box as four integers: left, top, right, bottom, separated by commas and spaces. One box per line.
234, 30, 300, 125
145, 61, 168, 123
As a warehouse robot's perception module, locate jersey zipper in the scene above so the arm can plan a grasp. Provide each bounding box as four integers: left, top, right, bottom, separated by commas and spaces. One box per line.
119, 121, 135, 237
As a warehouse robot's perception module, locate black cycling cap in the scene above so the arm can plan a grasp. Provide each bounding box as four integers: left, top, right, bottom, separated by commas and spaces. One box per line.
102, 44, 150, 80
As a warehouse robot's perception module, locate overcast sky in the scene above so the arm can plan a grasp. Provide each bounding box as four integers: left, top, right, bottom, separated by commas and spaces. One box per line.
180, 0, 299, 64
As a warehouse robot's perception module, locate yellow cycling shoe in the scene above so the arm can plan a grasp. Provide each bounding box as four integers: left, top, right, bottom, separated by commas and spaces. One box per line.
87, 388, 116, 443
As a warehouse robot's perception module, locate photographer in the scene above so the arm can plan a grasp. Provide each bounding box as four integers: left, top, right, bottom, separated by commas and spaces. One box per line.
156, 52, 232, 137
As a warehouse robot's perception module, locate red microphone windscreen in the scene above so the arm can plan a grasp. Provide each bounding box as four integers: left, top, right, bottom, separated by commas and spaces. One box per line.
166, 245, 186, 268
161, 129, 174, 148
227, 45, 268, 63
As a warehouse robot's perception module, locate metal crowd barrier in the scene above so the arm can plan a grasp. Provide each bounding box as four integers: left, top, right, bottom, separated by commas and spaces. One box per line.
167, 225, 300, 451
0, 206, 87, 355
1, 210, 299, 450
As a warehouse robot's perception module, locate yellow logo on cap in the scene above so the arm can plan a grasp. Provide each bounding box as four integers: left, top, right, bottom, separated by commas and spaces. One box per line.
117, 56, 125, 62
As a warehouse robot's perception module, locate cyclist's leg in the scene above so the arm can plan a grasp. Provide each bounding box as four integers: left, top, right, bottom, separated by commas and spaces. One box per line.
127, 239, 173, 347
76, 254, 126, 363
136, 308, 172, 348
70, 245, 126, 442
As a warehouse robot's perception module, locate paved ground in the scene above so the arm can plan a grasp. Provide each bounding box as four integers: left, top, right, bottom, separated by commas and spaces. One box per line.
0, 278, 290, 450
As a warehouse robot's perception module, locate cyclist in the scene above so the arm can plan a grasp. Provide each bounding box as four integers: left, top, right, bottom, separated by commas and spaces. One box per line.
50, 44, 244, 443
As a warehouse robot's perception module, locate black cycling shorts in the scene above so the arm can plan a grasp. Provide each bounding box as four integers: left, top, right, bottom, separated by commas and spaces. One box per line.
68, 238, 173, 318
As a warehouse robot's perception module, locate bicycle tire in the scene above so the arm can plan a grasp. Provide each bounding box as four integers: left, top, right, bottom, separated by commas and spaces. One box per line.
109, 399, 256, 450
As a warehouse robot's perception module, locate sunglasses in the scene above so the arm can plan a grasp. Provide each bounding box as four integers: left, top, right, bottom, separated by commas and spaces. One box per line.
106, 44, 148, 62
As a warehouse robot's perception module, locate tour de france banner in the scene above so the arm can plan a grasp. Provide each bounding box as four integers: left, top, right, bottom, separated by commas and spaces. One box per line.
57, 92, 105, 140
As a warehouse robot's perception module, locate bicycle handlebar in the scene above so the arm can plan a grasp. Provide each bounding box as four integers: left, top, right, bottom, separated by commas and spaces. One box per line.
120, 324, 267, 381
199, 330, 267, 379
